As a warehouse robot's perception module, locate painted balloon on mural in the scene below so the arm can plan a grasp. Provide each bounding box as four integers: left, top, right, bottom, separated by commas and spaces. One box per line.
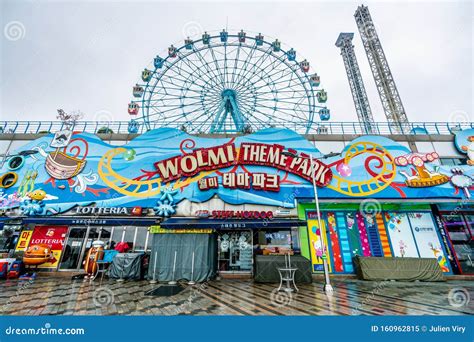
123, 148, 136, 161
336, 163, 352, 177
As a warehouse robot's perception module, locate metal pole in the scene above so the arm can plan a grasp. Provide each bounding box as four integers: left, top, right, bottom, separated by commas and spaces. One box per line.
168, 250, 177, 285
188, 251, 196, 285
310, 154, 334, 293
150, 251, 157, 284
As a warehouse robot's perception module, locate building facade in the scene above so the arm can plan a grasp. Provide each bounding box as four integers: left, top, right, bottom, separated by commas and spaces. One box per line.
0, 124, 473, 276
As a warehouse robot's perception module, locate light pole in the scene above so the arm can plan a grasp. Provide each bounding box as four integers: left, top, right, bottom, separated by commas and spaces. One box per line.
283, 151, 339, 293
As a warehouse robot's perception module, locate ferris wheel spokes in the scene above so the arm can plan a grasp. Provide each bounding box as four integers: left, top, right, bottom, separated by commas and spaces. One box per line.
129, 30, 331, 133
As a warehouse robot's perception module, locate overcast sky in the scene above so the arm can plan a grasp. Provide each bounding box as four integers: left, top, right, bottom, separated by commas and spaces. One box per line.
0, 0, 472, 125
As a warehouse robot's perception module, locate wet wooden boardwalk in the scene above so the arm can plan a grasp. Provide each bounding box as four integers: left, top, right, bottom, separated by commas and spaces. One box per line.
0, 276, 472, 316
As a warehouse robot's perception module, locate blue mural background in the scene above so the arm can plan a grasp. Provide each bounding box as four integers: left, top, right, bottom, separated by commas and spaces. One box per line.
0, 127, 472, 215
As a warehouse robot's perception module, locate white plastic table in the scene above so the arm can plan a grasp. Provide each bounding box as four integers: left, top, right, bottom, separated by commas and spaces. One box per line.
277, 267, 299, 292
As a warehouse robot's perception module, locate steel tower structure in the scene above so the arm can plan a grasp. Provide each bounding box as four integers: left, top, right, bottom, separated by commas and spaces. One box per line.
354, 5, 409, 133
336, 32, 375, 134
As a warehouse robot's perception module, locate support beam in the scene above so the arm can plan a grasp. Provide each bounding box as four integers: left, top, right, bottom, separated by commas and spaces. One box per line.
354, 5, 410, 134
336, 32, 375, 134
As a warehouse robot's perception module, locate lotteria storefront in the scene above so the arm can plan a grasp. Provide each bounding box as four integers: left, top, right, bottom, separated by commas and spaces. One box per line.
0, 127, 473, 276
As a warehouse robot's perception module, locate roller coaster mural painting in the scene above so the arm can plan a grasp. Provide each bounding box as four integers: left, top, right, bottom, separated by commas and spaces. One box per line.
0, 128, 473, 216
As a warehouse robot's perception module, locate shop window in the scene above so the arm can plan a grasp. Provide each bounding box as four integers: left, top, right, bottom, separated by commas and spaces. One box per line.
134, 228, 149, 251
443, 215, 470, 241
441, 214, 474, 274
290, 227, 301, 253
122, 227, 136, 250
263, 230, 291, 245
0, 227, 16, 254
110, 227, 123, 250
465, 215, 474, 237
439, 158, 466, 166
107, 226, 149, 252
255, 229, 293, 255
99, 227, 112, 246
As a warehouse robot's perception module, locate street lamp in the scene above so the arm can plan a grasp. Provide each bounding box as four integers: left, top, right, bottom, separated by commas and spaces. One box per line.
283, 150, 340, 293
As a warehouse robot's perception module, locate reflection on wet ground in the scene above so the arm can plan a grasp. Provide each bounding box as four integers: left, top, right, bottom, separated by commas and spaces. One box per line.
0, 275, 472, 315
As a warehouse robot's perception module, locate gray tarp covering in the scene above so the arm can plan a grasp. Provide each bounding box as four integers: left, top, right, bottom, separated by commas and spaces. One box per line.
353, 256, 445, 281
254, 255, 312, 283
148, 233, 215, 282
107, 253, 143, 280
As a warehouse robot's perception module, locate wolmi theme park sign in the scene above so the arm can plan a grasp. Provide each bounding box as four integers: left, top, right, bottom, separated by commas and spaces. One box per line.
154, 142, 332, 190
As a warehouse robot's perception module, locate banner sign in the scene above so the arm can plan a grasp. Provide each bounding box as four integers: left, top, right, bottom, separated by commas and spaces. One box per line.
14, 230, 33, 252
154, 142, 332, 187
207, 210, 274, 219
29, 226, 68, 268
150, 226, 212, 234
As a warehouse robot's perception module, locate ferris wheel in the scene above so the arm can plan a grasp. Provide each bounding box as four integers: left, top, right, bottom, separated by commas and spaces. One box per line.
128, 29, 330, 134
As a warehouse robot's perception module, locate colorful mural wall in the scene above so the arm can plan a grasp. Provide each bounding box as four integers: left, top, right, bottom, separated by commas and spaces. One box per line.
301, 207, 452, 274
0, 127, 473, 216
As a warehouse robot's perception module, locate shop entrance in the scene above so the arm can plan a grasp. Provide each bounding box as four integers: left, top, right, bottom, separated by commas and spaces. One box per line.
148, 232, 216, 282
59, 226, 100, 271
217, 230, 253, 274
58, 225, 151, 271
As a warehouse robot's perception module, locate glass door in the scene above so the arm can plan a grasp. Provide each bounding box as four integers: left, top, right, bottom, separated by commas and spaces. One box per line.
59, 227, 87, 270
78, 227, 99, 269
217, 230, 253, 273
59, 226, 100, 271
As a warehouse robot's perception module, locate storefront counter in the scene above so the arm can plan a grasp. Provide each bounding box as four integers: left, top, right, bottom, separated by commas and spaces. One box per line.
254, 255, 312, 283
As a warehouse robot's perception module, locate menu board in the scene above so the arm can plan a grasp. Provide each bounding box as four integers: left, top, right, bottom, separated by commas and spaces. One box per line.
239, 246, 253, 270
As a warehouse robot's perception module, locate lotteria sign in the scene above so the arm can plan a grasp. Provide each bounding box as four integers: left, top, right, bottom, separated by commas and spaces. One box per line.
154, 142, 333, 187
74, 206, 144, 216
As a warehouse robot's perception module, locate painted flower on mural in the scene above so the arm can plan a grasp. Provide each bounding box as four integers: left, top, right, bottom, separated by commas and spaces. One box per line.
154, 199, 176, 217
159, 186, 178, 204
20, 199, 45, 216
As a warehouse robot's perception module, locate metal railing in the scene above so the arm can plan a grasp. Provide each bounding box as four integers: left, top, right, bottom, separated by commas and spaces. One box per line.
0, 120, 472, 136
